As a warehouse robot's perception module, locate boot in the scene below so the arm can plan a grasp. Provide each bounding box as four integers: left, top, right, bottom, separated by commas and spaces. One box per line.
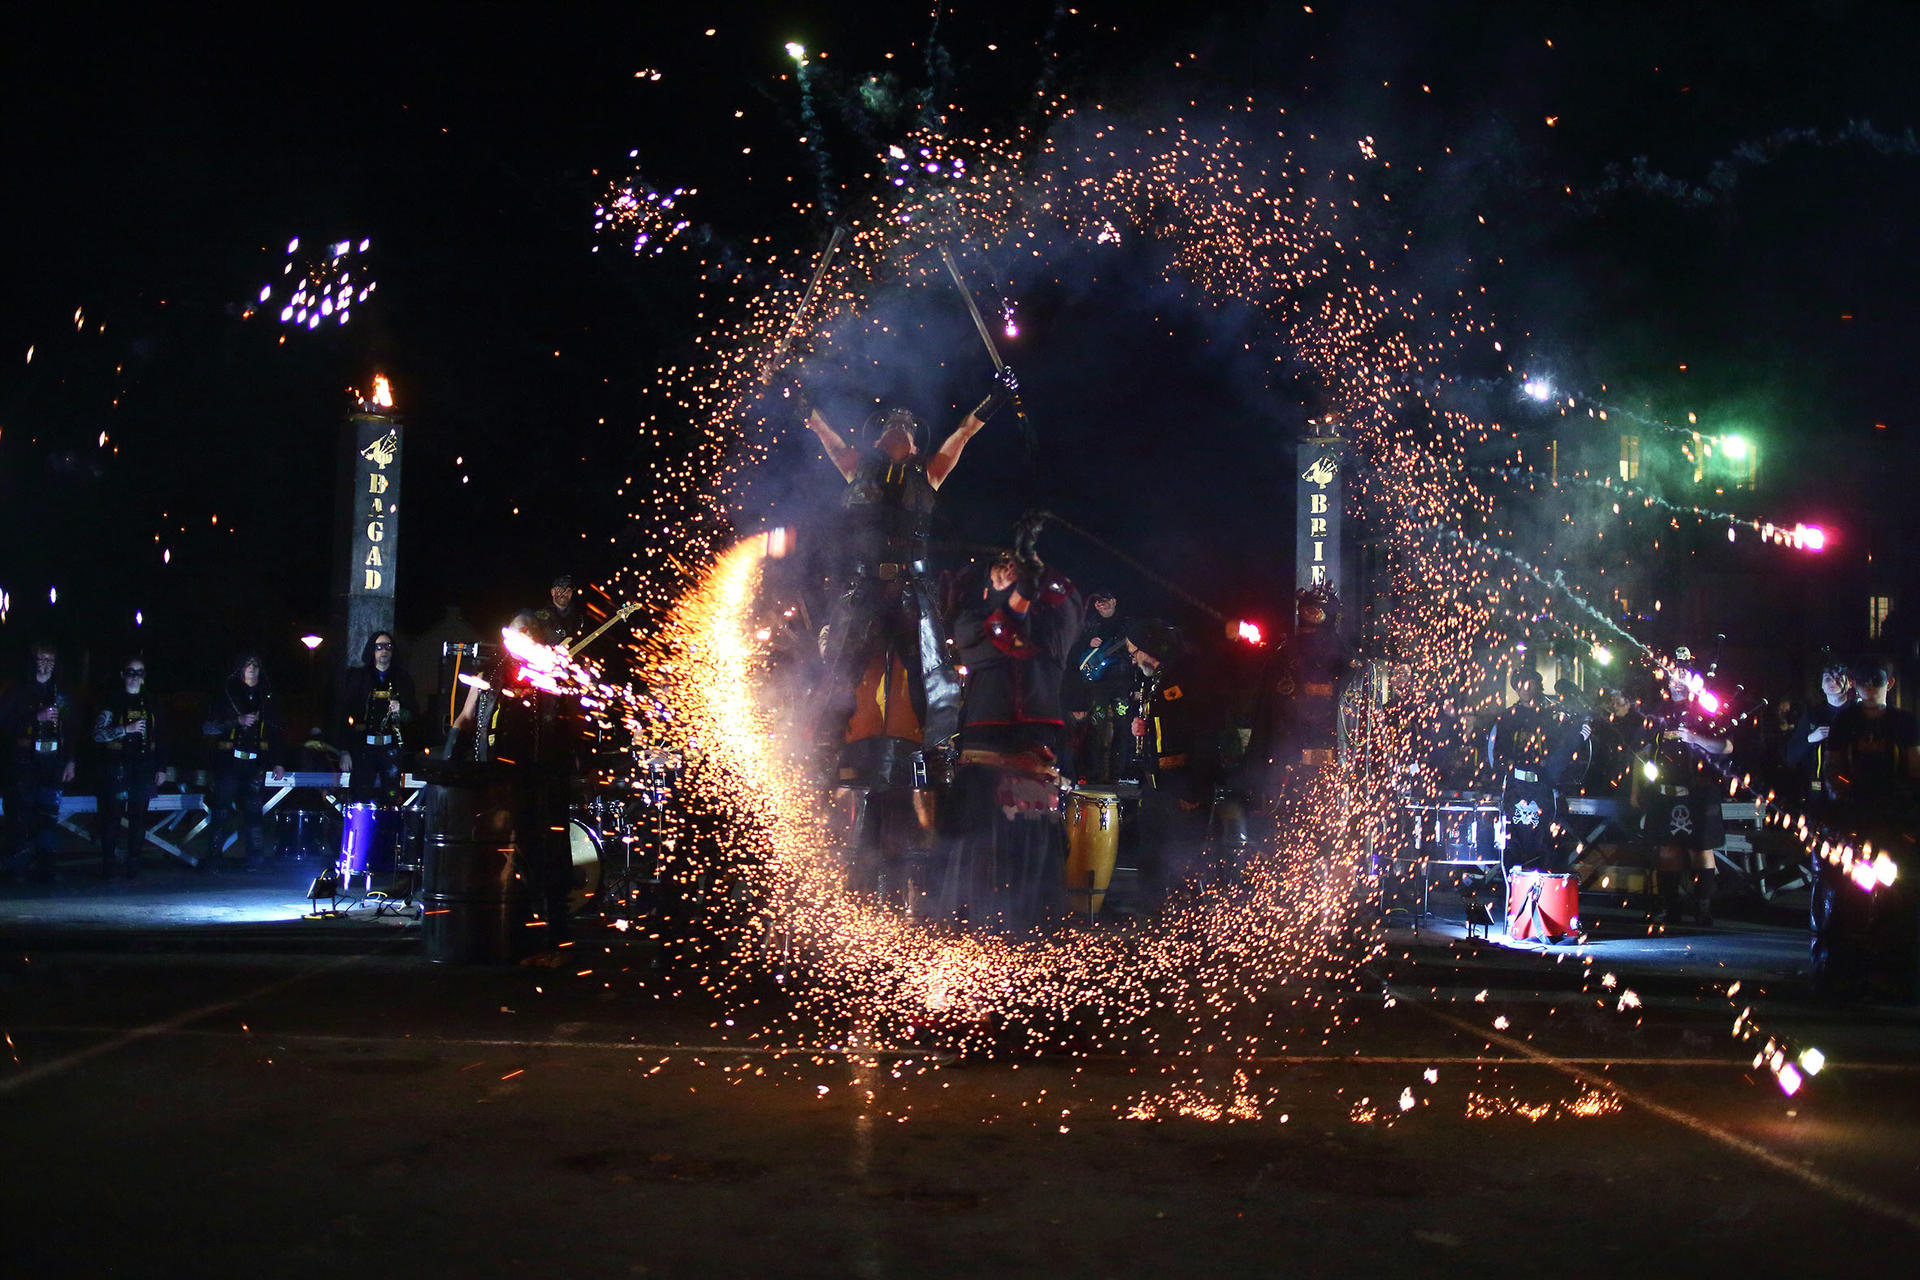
1693, 868, 1716, 928
1656, 874, 1685, 926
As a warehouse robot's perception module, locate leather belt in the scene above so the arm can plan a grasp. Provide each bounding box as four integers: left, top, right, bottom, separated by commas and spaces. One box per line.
364, 734, 396, 746
33, 740, 61, 754
1510, 768, 1541, 783
232, 749, 260, 761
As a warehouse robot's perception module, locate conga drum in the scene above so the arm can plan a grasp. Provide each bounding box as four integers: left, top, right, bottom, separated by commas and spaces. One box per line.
1065, 788, 1123, 915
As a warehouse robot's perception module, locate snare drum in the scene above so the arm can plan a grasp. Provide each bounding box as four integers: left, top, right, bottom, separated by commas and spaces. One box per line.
1065, 788, 1124, 914
340, 803, 404, 877
567, 818, 604, 914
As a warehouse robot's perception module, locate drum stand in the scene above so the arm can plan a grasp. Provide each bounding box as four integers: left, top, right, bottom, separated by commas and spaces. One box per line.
596, 778, 667, 917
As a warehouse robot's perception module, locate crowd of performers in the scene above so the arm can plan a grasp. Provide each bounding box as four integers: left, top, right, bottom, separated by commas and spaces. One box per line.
784, 369, 1360, 934
0, 577, 593, 905
1420, 653, 1920, 1002
781, 366, 1920, 1003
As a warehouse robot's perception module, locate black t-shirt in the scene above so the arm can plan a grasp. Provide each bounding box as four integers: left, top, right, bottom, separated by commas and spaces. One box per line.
1828, 703, 1920, 822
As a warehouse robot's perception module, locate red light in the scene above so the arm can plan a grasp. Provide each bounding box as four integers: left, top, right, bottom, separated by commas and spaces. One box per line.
1234, 620, 1264, 646
1696, 689, 1722, 715
1795, 524, 1827, 552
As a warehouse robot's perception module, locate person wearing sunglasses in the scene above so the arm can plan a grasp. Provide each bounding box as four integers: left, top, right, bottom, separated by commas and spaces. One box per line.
93, 658, 167, 877
336, 630, 417, 803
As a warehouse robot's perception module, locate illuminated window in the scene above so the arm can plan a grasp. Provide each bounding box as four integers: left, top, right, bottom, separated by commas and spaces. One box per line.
1619, 435, 1640, 481
1870, 595, 1892, 639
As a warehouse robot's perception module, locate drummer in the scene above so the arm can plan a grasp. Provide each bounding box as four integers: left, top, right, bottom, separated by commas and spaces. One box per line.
934, 538, 1084, 931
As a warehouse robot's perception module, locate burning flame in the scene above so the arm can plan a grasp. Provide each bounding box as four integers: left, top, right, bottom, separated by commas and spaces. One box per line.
371, 373, 394, 409
1234, 620, 1264, 645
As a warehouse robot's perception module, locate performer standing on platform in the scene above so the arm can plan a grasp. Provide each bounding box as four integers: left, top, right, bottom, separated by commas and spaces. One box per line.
2, 642, 77, 884
93, 656, 166, 878
801, 368, 1017, 781
337, 630, 417, 802
202, 654, 285, 871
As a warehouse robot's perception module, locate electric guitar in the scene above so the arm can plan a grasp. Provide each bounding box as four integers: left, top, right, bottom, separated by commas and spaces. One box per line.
566, 602, 640, 658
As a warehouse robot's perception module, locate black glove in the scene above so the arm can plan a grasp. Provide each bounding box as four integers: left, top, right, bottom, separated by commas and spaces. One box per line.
970, 365, 1018, 422
1012, 508, 1047, 574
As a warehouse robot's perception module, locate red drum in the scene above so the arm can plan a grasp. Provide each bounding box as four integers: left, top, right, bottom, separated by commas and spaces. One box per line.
1506, 870, 1580, 942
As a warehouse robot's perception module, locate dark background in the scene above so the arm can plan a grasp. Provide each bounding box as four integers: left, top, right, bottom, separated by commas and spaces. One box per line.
5, 0, 1918, 717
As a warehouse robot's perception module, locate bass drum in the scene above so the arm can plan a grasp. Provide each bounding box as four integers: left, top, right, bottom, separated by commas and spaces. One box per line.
567, 818, 604, 914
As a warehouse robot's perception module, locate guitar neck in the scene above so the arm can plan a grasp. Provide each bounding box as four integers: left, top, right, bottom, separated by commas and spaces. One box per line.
566, 605, 636, 657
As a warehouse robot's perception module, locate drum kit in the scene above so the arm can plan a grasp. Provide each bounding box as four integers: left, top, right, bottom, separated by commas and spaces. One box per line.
321, 800, 426, 915
570, 747, 683, 919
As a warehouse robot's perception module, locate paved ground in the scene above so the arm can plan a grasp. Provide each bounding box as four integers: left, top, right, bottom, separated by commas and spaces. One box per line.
4, 862, 1919, 1278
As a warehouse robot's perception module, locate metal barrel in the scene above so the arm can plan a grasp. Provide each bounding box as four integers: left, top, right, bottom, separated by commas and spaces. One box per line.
420, 781, 528, 964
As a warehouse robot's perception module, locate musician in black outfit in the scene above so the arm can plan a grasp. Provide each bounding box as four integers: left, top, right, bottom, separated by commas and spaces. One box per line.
935, 546, 1083, 929
451, 612, 579, 960
535, 576, 585, 650
202, 654, 285, 870
1486, 664, 1591, 872
801, 369, 1016, 782
2, 643, 77, 883
1644, 671, 1734, 926
1065, 590, 1132, 783
1822, 659, 1920, 1000
1784, 660, 1854, 817
336, 630, 417, 803
1123, 619, 1222, 897
93, 656, 166, 877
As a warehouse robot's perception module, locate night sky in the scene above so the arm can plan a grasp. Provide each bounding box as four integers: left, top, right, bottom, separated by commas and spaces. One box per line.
6, 1, 1920, 708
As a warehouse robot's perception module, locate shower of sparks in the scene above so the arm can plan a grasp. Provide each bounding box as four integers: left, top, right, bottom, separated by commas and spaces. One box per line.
565, 77, 1846, 1123
251, 234, 375, 332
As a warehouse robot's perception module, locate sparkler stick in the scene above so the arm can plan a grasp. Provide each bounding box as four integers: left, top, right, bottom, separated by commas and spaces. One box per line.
759, 224, 847, 384
940, 243, 1036, 467
938, 245, 1005, 370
